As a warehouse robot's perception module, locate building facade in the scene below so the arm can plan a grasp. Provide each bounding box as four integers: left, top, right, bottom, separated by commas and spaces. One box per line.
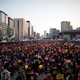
30, 26, 34, 38
61, 21, 72, 31
33, 31, 36, 38
36, 33, 40, 39
59, 30, 80, 40
0, 11, 8, 36
27, 21, 30, 38
44, 30, 47, 38
76, 27, 80, 30
7, 17, 14, 36
50, 28, 59, 39
27, 21, 33, 39
13, 18, 27, 41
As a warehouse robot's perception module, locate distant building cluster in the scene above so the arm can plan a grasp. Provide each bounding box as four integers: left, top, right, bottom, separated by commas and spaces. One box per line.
43, 21, 80, 40
59, 21, 80, 40
43, 28, 59, 39
0, 11, 40, 41
0, 10, 80, 41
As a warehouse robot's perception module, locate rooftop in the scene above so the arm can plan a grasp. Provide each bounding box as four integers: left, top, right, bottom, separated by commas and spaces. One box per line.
0, 10, 8, 15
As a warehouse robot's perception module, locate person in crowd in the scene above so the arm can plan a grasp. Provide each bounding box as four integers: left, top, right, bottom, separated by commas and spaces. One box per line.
0, 40, 80, 80
1, 68, 11, 80
16, 68, 26, 80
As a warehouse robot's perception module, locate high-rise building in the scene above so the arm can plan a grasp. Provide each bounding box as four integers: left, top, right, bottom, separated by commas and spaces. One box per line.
7, 17, 14, 36
26, 21, 28, 38
0, 28, 3, 35
31, 26, 34, 37
33, 31, 36, 38
50, 28, 59, 39
44, 30, 47, 38
61, 21, 72, 31
27, 21, 33, 39
36, 33, 40, 39
76, 27, 80, 30
46, 33, 50, 38
0, 11, 8, 35
13, 18, 27, 41
27, 21, 30, 38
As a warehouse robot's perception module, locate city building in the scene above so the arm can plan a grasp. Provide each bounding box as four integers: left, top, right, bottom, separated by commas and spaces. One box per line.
44, 30, 50, 39
27, 21, 33, 39
33, 31, 36, 38
46, 33, 50, 38
50, 28, 59, 39
0, 28, 3, 39
0, 10, 35, 41
44, 30, 47, 38
7, 17, 14, 37
61, 21, 72, 31
36, 33, 40, 39
59, 30, 80, 40
13, 18, 27, 41
31, 26, 34, 38
76, 27, 80, 30
0, 11, 8, 36
27, 21, 30, 38
0, 28, 3, 35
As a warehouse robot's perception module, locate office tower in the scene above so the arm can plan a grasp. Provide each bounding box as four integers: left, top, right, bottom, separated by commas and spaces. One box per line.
0, 28, 3, 36
61, 21, 72, 31
44, 30, 47, 38
76, 27, 80, 30
33, 31, 36, 37
7, 17, 14, 36
13, 18, 27, 41
31, 26, 34, 37
50, 28, 59, 39
36, 33, 40, 39
27, 21, 33, 39
46, 33, 50, 38
27, 21, 30, 38
26, 21, 28, 38
0, 11, 8, 35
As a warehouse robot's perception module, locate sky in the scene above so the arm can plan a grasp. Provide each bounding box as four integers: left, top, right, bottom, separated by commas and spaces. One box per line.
0, 0, 80, 35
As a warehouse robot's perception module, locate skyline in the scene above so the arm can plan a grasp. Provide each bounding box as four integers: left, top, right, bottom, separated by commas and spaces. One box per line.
0, 0, 80, 35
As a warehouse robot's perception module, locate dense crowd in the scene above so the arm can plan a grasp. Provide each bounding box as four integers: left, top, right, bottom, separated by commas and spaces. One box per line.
0, 40, 80, 80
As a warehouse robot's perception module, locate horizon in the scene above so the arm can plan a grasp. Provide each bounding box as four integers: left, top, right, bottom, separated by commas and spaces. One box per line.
0, 0, 80, 35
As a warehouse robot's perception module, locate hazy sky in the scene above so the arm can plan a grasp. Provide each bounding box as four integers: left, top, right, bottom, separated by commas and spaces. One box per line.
0, 0, 80, 35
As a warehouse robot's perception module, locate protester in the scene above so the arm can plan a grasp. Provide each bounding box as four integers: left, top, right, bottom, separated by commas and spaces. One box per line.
0, 40, 80, 80
16, 68, 26, 80
1, 69, 11, 80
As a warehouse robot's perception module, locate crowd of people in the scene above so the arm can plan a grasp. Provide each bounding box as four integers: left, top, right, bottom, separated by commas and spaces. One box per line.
0, 40, 80, 80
